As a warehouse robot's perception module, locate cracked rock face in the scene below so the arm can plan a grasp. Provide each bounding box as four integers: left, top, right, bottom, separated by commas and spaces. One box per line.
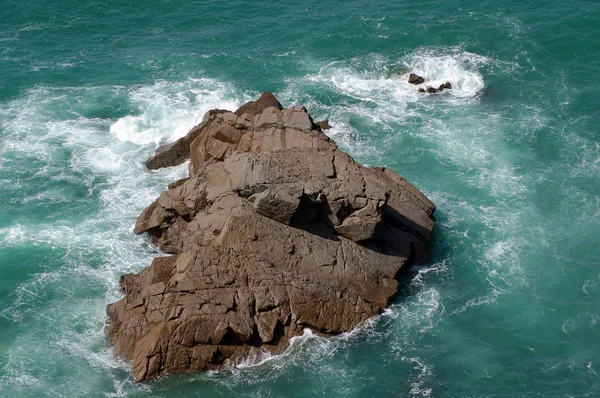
105, 92, 436, 382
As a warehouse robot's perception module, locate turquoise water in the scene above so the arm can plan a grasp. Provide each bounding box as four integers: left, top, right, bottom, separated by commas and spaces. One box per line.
1, 0, 599, 396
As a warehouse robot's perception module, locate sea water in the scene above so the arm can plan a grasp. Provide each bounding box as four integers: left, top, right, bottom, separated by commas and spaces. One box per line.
0, 0, 599, 396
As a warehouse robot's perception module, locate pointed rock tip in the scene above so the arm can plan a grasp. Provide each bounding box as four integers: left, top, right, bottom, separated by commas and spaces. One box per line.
234, 92, 283, 116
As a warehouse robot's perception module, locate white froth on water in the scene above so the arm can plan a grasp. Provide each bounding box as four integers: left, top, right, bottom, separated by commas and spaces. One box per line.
0, 224, 27, 246
279, 48, 508, 168
451, 293, 500, 316
406, 50, 488, 98
483, 238, 529, 289
277, 49, 495, 166
402, 356, 434, 398
109, 78, 242, 146
582, 275, 600, 296
307, 49, 487, 107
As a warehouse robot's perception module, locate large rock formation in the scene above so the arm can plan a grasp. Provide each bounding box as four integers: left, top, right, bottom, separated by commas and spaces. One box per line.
106, 93, 436, 382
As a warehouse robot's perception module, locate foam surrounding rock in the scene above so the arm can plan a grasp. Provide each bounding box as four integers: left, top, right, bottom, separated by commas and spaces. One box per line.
106, 93, 436, 382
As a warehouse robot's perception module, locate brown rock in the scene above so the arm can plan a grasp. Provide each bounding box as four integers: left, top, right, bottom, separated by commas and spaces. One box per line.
419, 83, 451, 94
145, 137, 189, 170
408, 73, 425, 85
107, 93, 436, 382
234, 92, 283, 116
439, 82, 452, 90
145, 109, 230, 170
315, 119, 332, 131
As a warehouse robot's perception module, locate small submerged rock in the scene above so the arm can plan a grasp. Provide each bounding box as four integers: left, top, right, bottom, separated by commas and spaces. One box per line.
408, 73, 425, 85
315, 119, 332, 131
106, 93, 436, 382
392, 67, 411, 77
418, 82, 453, 94
404, 71, 453, 94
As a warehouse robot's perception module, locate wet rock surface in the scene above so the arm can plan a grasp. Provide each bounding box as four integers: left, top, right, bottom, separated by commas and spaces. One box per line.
315, 119, 332, 131
418, 82, 453, 94
407, 72, 452, 94
408, 73, 425, 85
106, 93, 436, 382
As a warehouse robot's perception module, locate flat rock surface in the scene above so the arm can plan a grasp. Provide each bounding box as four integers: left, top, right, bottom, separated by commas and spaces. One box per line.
106, 93, 436, 382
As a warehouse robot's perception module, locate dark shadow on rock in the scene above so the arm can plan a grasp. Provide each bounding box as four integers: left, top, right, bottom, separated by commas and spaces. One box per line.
391, 215, 451, 307
382, 205, 433, 242
289, 193, 339, 241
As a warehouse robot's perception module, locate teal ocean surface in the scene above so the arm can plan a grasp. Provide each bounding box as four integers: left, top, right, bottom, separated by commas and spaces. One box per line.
1, 0, 599, 396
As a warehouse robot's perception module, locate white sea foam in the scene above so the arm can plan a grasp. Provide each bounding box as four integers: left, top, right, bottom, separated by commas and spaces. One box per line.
0, 224, 27, 246
403, 49, 488, 98
451, 294, 500, 316
109, 78, 242, 146
582, 275, 600, 295
306, 49, 487, 107
279, 48, 516, 171
403, 356, 434, 397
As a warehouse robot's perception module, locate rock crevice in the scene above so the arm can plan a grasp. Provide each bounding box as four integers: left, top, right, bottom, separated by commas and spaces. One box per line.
106, 92, 436, 382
